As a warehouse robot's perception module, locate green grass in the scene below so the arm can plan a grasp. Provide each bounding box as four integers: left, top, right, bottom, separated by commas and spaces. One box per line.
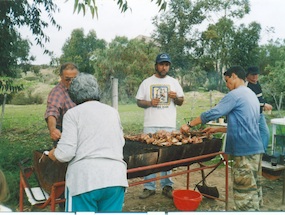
0, 91, 284, 211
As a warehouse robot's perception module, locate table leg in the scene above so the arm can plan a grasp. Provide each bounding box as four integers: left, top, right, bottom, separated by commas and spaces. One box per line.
221, 133, 227, 152
282, 170, 285, 205
186, 165, 190, 189
272, 124, 276, 152
224, 154, 229, 211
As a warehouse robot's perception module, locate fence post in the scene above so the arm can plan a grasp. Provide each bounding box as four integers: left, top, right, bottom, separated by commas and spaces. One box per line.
111, 78, 118, 110
210, 90, 213, 108
0, 93, 7, 135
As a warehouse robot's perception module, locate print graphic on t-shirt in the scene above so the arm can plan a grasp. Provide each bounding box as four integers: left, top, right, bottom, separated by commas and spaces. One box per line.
151, 84, 170, 107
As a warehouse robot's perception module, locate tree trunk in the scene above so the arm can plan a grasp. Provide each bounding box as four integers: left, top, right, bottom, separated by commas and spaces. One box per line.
277, 92, 283, 117
271, 92, 283, 117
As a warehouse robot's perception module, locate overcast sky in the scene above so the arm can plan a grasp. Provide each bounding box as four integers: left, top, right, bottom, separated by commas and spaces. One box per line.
20, 0, 285, 65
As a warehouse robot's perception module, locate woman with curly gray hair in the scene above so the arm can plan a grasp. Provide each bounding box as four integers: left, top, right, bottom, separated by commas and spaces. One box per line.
48, 73, 128, 212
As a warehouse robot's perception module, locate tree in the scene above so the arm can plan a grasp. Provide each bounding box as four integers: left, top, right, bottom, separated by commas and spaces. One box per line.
202, 0, 250, 19
92, 36, 159, 103
259, 40, 285, 115
199, 17, 235, 91
152, 0, 207, 90
195, 0, 252, 90
0, 0, 166, 78
151, 0, 253, 91
0, 0, 61, 77
0, 30, 32, 78
261, 66, 285, 116
60, 28, 106, 74
258, 39, 284, 75
198, 19, 260, 90
229, 22, 261, 68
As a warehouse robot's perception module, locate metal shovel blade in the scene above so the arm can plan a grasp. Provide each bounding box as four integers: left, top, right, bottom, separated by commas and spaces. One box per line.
196, 184, 219, 198
195, 165, 219, 198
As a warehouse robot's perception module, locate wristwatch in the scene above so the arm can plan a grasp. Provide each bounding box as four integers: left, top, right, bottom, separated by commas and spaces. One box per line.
187, 121, 193, 128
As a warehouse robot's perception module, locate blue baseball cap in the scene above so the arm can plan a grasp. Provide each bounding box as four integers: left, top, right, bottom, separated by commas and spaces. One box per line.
155, 53, 171, 64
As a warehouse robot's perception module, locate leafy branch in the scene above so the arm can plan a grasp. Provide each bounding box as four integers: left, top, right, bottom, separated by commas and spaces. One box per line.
0, 77, 24, 95
68, 0, 167, 18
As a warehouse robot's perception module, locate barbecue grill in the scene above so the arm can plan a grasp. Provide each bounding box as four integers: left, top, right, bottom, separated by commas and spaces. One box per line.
19, 137, 227, 211
29, 138, 222, 193
30, 137, 222, 193
124, 138, 222, 178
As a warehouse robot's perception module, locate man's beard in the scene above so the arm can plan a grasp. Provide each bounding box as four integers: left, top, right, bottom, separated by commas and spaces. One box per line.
156, 69, 167, 78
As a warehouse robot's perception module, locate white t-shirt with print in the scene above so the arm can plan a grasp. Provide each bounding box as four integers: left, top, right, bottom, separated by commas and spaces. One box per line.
136, 75, 184, 128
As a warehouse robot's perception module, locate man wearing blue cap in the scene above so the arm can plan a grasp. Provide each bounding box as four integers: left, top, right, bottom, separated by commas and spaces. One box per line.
135, 53, 184, 199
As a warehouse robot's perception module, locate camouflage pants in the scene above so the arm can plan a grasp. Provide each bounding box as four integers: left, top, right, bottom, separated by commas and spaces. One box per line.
232, 154, 263, 211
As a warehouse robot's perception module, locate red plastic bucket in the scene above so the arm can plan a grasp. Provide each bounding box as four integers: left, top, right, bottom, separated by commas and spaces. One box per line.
173, 189, 202, 211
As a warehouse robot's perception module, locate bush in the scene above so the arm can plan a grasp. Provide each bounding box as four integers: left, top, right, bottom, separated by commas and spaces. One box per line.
0, 94, 12, 105
10, 92, 43, 105
23, 76, 39, 81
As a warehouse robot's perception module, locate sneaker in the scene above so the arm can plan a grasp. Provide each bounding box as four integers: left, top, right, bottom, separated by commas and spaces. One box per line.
139, 189, 155, 199
162, 186, 173, 199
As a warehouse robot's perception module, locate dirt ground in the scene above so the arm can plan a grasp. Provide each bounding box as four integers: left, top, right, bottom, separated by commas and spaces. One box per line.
123, 161, 285, 212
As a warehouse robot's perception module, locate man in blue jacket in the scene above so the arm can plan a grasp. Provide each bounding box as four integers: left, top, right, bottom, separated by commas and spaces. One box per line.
181, 66, 264, 211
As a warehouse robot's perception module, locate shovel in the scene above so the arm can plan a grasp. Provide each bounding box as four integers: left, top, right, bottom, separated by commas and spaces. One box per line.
194, 164, 219, 198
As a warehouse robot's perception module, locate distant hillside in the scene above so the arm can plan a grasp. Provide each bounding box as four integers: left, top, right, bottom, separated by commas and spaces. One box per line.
34, 68, 59, 102
11, 68, 59, 105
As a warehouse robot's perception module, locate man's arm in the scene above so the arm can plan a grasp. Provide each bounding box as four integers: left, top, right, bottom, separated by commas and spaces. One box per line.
203, 127, 227, 134
180, 116, 202, 133
174, 97, 184, 106
48, 148, 57, 161
137, 98, 160, 108
180, 116, 227, 134
263, 103, 273, 111
168, 91, 184, 106
47, 116, 61, 141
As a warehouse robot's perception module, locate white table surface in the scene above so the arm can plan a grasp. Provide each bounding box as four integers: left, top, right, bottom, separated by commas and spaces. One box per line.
206, 121, 227, 127
262, 160, 285, 171
271, 118, 285, 125
206, 121, 227, 152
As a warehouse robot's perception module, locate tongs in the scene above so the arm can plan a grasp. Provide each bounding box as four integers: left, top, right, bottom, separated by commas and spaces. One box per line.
190, 131, 213, 139
189, 131, 205, 136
